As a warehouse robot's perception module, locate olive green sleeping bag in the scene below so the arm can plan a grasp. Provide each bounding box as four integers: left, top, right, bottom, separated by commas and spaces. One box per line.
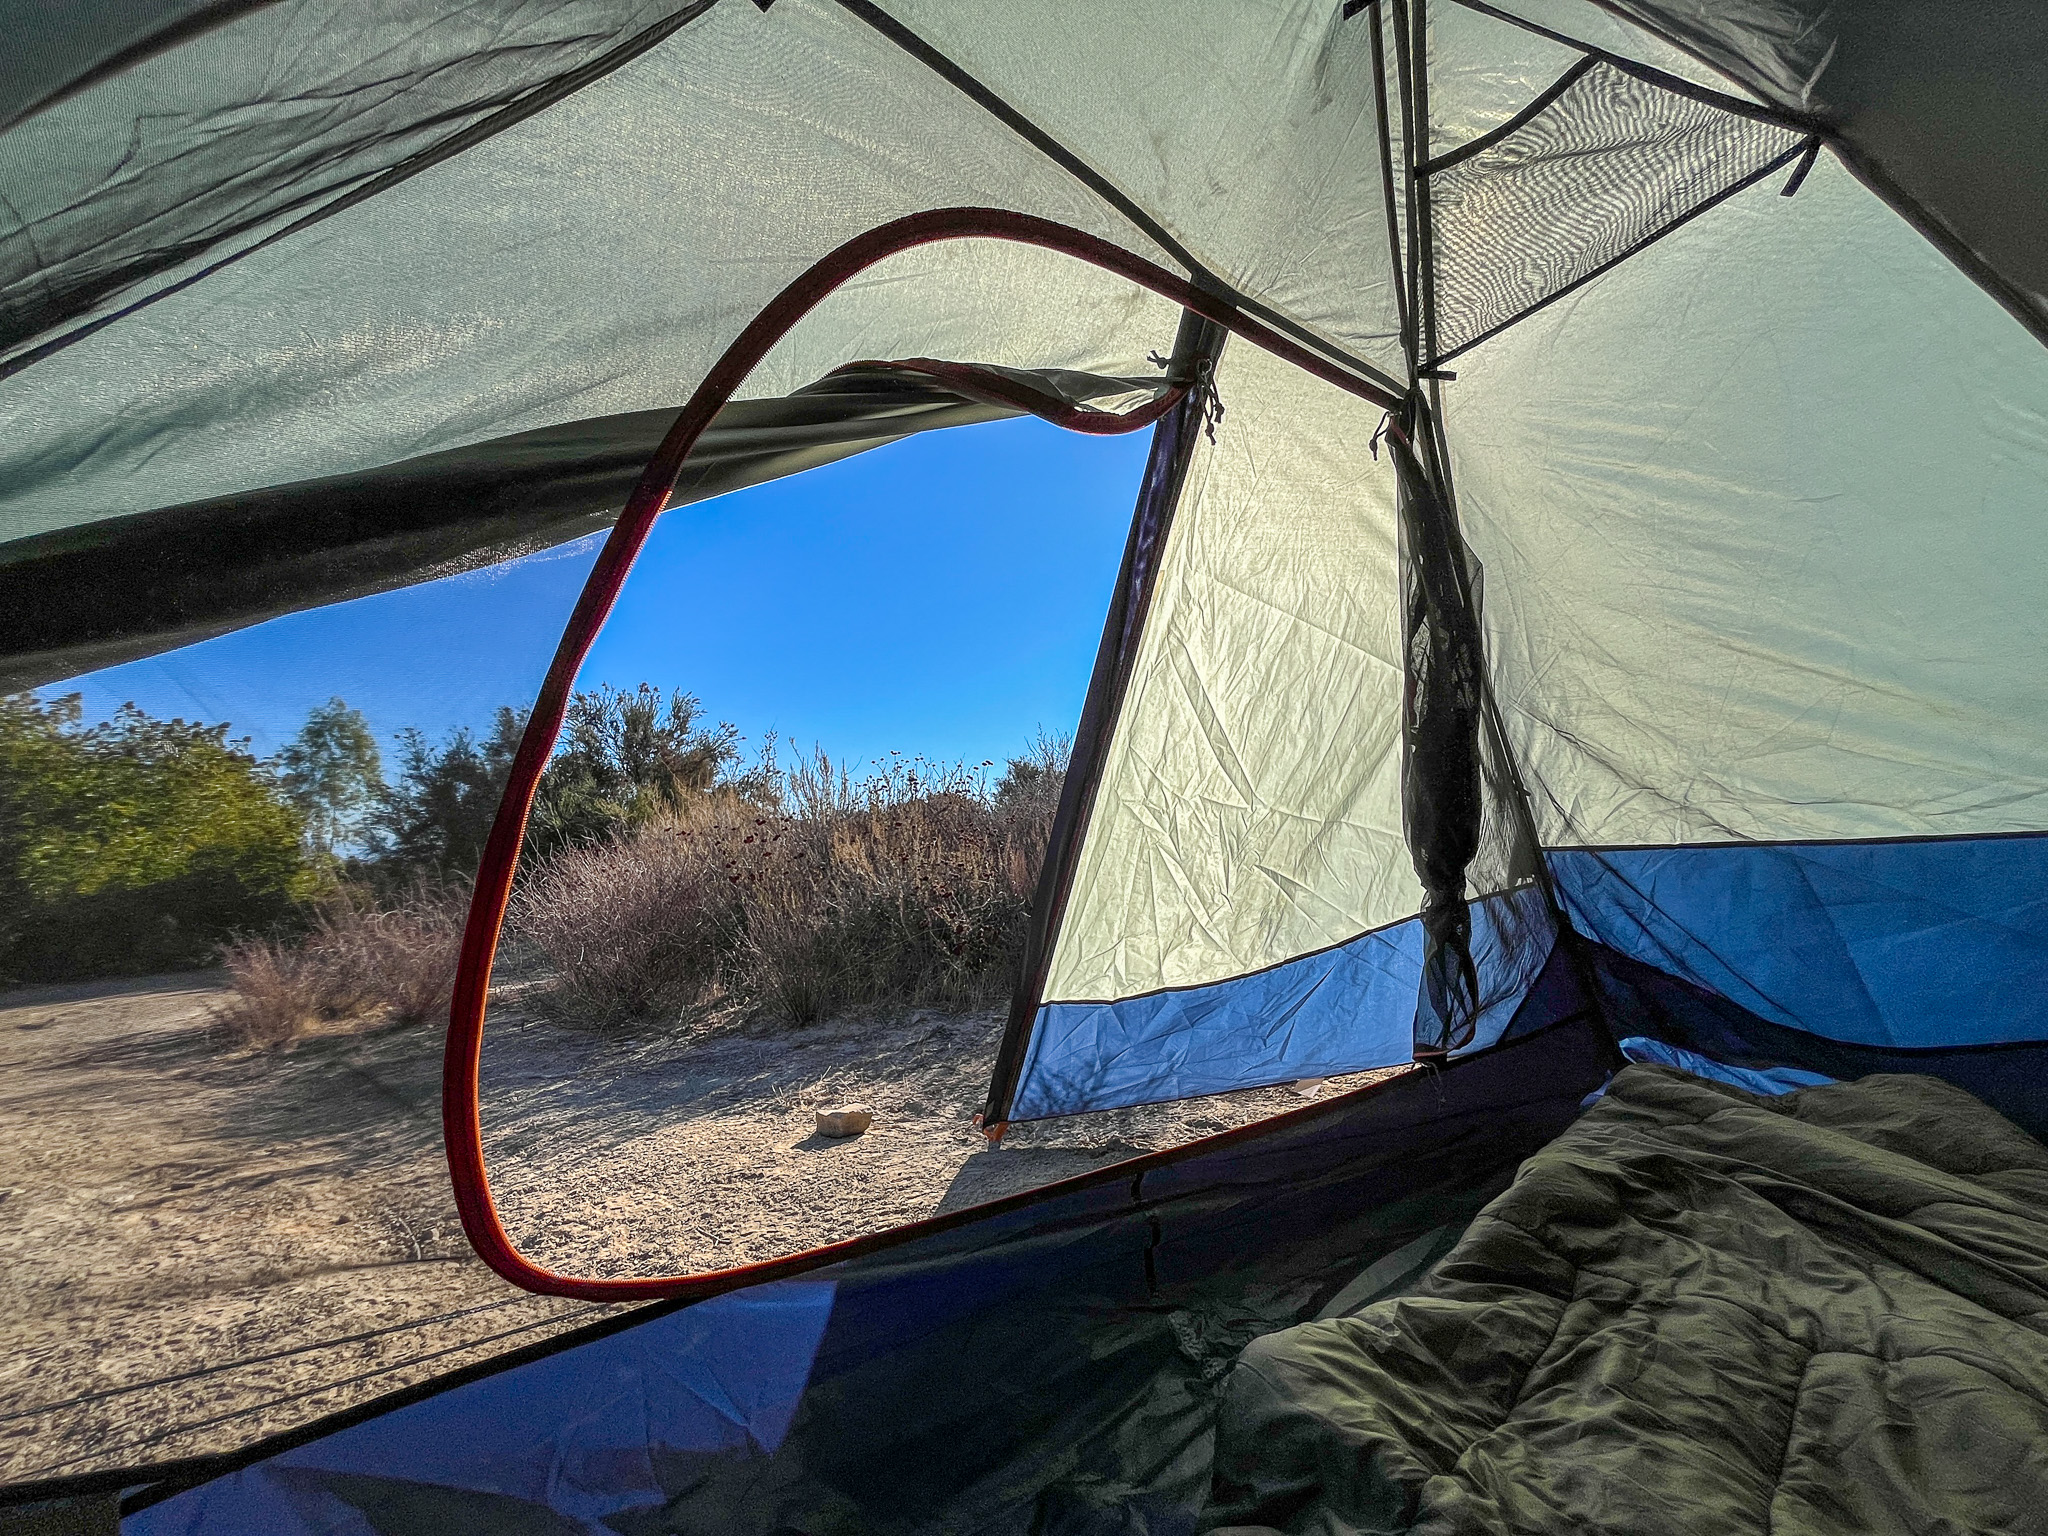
1204, 1065, 2048, 1536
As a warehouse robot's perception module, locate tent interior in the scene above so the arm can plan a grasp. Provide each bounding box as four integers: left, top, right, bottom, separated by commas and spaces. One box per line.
5, 1, 2048, 1532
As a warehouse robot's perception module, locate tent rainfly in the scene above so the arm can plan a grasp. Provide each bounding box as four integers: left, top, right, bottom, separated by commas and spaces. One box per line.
5, 1, 2048, 1532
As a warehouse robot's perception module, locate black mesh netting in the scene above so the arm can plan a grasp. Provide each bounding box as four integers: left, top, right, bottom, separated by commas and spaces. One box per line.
1426, 59, 1807, 364
1389, 426, 1554, 1057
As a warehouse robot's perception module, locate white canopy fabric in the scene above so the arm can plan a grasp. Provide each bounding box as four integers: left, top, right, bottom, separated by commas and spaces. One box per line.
1453, 153, 2048, 846
1045, 339, 1415, 1006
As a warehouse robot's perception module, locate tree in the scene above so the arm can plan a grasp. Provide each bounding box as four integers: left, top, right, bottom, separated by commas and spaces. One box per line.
367, 707, 527, 880
994, 728, 1071, 818
0, 693, 311, 980
529, 684, 747, 853
273, 698, 383, 858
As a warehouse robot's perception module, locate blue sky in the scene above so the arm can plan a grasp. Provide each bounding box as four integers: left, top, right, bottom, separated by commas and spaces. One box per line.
52, 416, 1150, 773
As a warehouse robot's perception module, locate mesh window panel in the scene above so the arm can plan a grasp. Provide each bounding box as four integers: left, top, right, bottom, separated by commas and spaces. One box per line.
1427, 60, 1805, 363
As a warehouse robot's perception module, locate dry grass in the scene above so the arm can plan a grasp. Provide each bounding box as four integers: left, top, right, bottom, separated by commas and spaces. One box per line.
510, 749, 1062, 1029
212, 885, 466, 1048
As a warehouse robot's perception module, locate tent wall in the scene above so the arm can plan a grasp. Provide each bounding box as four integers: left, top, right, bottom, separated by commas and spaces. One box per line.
1007, 342, 1414, 1117
1447, 150, 2048, 1054
1553, 837, 2048, 1051
1001, 338, 1557, 1121
1452, 153, 2048, 846
1045, 342, 1415, 1006
1586, 0, 2048, 343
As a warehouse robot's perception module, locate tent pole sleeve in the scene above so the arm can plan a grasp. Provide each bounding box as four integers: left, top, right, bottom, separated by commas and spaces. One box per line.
1411, 0, 1442, 372
980, 310, 1230, 1134
1391, 0, 1423, 378
1368, 3, 1412, 360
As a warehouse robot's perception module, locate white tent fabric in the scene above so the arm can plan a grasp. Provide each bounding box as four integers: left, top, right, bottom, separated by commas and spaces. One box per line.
877, 0, 1406, 376
1044, 340, 1416, 1005
0, 0, 1408, 547
0, 1, 1171, 541
1031, 0, 1815, 1008
1450, 153, 2048, 846
1445, 0, 1751, 96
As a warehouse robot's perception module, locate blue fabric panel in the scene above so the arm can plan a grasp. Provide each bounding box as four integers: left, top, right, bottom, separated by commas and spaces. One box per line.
127, 1281, 836, 1536
1549, 836, 2048, 1049
1618, 1036, 1836, 1094
1586, 941, 2048, 1141
1581, 1037, 1836, 1108
1012, 885, 1556, 1120
1010, 924, 1421, 1122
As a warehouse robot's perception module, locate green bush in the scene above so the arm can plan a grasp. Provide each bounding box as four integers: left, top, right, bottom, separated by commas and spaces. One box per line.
0, 693, 313, 981
363, 706, 526, 882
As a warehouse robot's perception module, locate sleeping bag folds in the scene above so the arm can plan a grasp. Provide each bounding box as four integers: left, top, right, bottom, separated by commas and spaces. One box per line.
1203, 1067, 2048, 1535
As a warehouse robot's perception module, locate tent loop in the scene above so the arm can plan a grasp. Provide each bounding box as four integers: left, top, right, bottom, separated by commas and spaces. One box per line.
1780, 135, 1825, 197
1194, 354, 1226, 443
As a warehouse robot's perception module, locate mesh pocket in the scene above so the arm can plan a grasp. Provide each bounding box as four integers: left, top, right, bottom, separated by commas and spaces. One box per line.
1428, 60, 1806, 363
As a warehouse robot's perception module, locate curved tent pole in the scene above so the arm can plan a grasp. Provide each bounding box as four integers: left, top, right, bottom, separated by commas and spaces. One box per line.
442, 205, 1403, 1304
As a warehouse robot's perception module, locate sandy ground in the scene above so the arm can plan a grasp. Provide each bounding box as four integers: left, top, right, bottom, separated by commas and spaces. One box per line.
1, 973, 1394, 1486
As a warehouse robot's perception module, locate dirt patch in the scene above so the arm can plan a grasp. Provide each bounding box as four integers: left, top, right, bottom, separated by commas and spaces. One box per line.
1, 974, 1396, 1485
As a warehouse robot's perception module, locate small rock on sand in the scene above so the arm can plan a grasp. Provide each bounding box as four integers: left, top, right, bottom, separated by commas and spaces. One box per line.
815, 1104, 874, 1137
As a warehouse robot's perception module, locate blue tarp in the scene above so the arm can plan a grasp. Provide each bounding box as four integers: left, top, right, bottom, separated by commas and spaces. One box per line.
1551, 834, 2048, 1049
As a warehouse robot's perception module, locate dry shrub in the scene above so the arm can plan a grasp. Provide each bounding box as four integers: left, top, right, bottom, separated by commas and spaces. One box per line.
509, 749, 1063, 1030
508, 797, 748, 1027
214, 885, 465, 1048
